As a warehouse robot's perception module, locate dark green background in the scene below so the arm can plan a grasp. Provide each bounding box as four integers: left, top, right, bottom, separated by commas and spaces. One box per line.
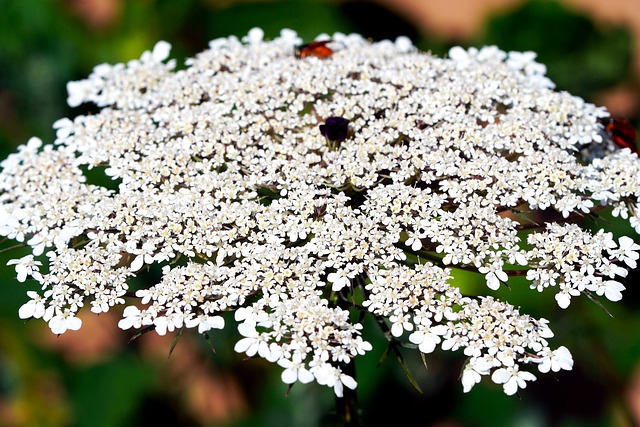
0, 1, 639, 426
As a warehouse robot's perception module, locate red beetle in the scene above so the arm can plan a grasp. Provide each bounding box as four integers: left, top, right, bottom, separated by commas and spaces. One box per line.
295, 40, 333, 59
605, 118, 638, 154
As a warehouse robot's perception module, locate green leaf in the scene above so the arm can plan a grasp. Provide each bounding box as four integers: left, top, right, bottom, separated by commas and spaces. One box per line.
68, 356, 156, 427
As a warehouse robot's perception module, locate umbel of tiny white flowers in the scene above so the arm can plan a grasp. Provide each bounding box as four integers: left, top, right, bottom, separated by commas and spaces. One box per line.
1, 27, 639, 400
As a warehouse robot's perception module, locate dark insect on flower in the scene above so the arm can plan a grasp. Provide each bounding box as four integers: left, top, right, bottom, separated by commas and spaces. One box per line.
295, 40, 333, 59
605, 118, 638, 154
319, 117, 350, 143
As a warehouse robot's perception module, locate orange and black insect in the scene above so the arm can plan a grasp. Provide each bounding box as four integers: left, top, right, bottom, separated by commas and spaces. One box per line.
295, 40, 333, 59
605, 118, 638, 154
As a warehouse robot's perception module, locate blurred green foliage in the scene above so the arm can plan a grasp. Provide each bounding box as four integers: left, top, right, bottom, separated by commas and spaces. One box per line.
0, 1, 639, 426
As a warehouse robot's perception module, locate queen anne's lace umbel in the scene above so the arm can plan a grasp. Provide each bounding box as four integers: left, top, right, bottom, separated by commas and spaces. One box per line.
2, 28, 639, 397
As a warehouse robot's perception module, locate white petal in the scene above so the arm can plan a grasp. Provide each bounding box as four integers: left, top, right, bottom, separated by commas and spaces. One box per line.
555, 293, 571, 309
553, 346, 574, 371
390, 322, 404, 337
152, 41, 172, 62
298, 368, 314, 384
418, 336, 438, 354
122, 305, 141, 317
234, 338, 255, 354
67, 316, 82, 331
515, 252, 528, 265
244, 27, 264, 45
238, 322, 258, 338
461, 367, 481, 393
395, 36, 414, 53
18, 301, 35, 319
49, 318, 67, 335
341, 374, 357, 390
485, 272, 501, 291
118, 316, 138, 330
503, 378, 519, 396
491, 368, 510, 385
198, 316, 225, 333
154, 318, 169, 336
408, 331, 424, 345
130, 254, 144, 271
448, 46, 468, 61
281, 368, 298, 384
604, 280, 625, 302
333, 381, 344, 398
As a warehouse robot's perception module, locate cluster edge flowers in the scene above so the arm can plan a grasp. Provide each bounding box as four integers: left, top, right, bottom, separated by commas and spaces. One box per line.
2, 27, 639, 397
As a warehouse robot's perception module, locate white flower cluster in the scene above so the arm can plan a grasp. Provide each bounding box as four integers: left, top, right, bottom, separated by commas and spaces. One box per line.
2, 28, 639, 397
